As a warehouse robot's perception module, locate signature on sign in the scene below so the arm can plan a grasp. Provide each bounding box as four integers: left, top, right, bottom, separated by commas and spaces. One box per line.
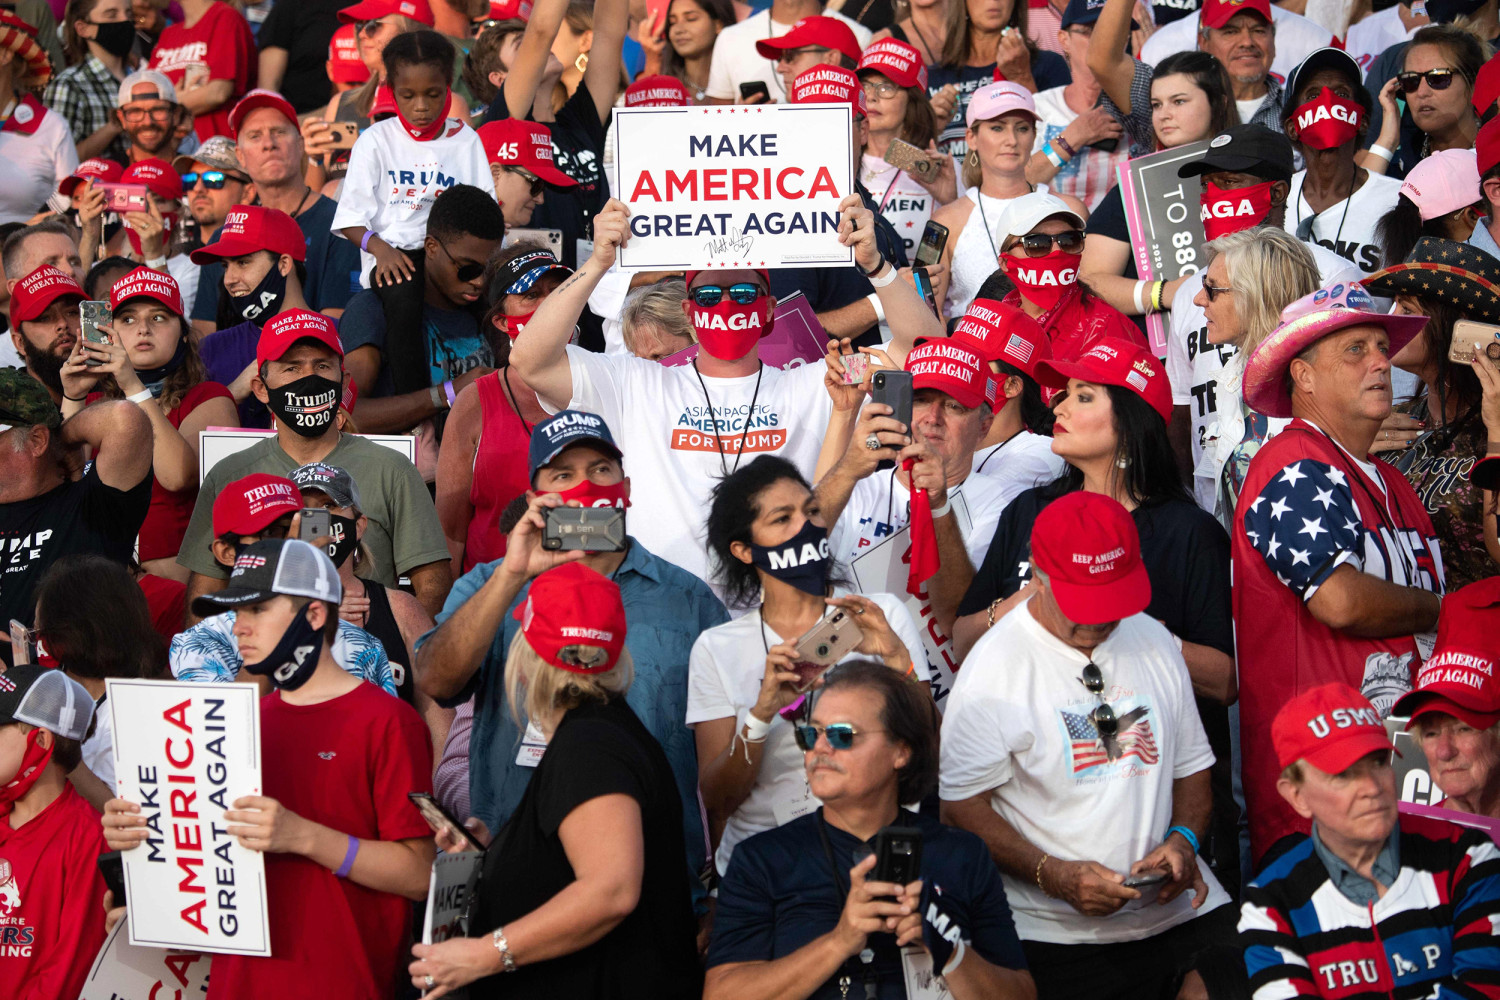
706, 229, 755, 259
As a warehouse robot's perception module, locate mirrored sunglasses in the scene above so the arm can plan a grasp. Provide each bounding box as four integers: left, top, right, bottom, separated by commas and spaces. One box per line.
691, 282, 762, 307
181, 170, 246, 190
794, 723, 871, 751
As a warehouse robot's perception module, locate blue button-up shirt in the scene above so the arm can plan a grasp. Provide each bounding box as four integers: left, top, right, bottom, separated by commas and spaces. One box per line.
1311, 821, 1402, 906
417, 539, 729, 881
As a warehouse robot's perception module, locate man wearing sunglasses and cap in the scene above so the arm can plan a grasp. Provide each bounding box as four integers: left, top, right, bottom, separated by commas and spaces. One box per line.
1239, 683, 1500, 999
173, 135, 253, 252
942, 490, 1234, 998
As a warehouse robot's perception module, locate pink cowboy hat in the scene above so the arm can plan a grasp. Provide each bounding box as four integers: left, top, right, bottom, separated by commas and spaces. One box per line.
1242, 281, 1427, 419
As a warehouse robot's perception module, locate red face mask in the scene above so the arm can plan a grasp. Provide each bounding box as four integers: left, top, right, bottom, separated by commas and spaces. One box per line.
1199, 180, 1275, 240
504, 308, 535, 341
690, 297, 773, 361
552, 478, 631, 509
395, 89, 452, 142
1005, 249, 1078, 312
1290, 88, 1363, 150
0, 729, 54, 818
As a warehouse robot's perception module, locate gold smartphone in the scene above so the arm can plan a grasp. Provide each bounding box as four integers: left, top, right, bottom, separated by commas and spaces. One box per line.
1449, 319, 1500, 367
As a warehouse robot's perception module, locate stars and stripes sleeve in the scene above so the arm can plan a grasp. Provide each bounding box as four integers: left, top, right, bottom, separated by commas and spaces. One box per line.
1243, 459, 1363, 601
1238, 893, 1322, 1000
1447, 832, 1500, 998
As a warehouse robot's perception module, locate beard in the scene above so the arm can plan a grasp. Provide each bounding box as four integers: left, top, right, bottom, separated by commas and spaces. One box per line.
21, 337, 66, 393
127, 123, 175, 156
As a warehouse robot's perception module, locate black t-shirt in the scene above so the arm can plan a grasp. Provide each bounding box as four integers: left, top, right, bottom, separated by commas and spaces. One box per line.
468, 696, 701, 999
0, 466, 152, 658
257, 0, 358, 114
1083, 186, 1149, 337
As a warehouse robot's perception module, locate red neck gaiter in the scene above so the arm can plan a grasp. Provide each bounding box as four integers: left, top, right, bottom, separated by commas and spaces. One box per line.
553, 479, 631, 509
1007, 250, 1079, 312
395, 90, 452, 142
0, 730, 54, 818
1200, 180, 1274, 240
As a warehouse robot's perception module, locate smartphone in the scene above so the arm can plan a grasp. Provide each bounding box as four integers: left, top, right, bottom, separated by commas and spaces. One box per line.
644, 0, 669, 37
542, 506, 626, 552
912, 265, 940, 317
182, 61, 211, 89
98, 851, 128, 907
9, 619, 32, 665
80, 300, 112, 367
325, 121, 361, 150
789, 609, 864, 693
1122, 870, 1169, 888
297, 507, 331, 542
914, 220, 948, 268
885, 137, 940, 183
98, 183, 148, 214
872, 826, 923, 888
1449, 319, 1500, 367
408, 792, 486, 852
870, 369, 913, 471
739, 81, 771, 104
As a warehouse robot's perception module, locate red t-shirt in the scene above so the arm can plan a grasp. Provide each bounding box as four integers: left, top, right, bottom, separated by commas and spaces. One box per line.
0, 784, 109, 1000
464, 371, 534, 572
1231, 420, 1444, 863
1003, 285, 1147, 363
138, 572, 187, 646
138, 381, 235, 563
207, 683, 434, 999
148, 2, 257, 142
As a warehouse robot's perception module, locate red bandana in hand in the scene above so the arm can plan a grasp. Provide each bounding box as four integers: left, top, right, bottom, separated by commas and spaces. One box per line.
395, 90, 452, 142
903, 456, 940, 596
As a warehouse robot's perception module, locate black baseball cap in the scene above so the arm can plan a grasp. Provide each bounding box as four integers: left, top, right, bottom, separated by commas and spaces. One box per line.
1178, 124, 1295, 183
1283, 47, 1364, 109
191, 537, 343, 617
528, 409, 622, 483
487, 248, 573, 306
1061, 0, 1136, 29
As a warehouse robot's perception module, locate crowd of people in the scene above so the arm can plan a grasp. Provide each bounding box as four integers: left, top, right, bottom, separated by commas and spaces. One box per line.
0, 0, 1498, 996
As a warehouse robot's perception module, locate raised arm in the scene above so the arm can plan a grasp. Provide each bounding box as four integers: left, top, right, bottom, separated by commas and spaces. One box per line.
837, 194, 944, 361
583, 0, 628, 126
57, 398, 153, 491
1086, 0, 1141, 116
500, 0, 570, 120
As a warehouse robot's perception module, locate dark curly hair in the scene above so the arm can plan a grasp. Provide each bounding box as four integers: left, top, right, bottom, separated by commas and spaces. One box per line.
820, 660, 939, 804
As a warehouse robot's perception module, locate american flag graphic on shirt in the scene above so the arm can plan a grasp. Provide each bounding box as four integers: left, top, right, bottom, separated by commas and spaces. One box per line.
1062, 705, 1159, 773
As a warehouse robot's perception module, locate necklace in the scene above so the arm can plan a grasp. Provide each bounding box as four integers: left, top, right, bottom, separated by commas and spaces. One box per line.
907, 12, 941, 66
975, 186, 1030, 260
691, 358, 764, 477
501, 365, 533, 435
973, 428, 1022, 475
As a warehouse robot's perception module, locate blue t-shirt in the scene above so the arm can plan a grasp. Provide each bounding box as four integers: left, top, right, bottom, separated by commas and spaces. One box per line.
709, 808, 1028, 998
338, 289, 493, 395
928, 54, 1071, 156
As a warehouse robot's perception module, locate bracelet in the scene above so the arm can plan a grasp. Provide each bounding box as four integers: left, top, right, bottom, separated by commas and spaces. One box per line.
986, 596, 1004, 629
742, 712, 772, 743
429, 385, 443, 410
1132, 280, 1148, 313
1149, 280, 1165, 313
867, 262, 899, 287
1034, 853, 1050, 895
333, 834, 359, 878
1368, 143, 1394, 163
1053, 135, 1076, 159
903, 660, 918, 678
63, 392, 87, 402
929, 497, 951, 518
492, 926, 517, 972
1166, 825, 1200, 856
145, 255, 168, 270
1042, 142, 1064, 169
442, 380, 456, 407
126, 388, 154, 404
360, 230, 375, 252
867, 292, 887, 324
942, 937, 967, 978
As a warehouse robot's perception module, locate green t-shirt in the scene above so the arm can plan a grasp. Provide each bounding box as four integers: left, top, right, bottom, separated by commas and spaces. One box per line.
178, 433, 449, 585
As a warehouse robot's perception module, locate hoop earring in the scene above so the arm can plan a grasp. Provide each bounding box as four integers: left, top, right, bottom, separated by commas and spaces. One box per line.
575, 52, 589, 73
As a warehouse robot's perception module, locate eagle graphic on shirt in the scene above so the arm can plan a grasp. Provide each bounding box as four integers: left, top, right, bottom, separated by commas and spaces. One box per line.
0, 859, 19, 914
1061, 705, 1159, 775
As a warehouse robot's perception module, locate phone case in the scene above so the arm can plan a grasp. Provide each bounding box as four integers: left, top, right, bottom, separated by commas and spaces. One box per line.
870, 370, 913, 471
885, 139, 940, 183
102, 184, 149, 213
872, 826, 924, 885
542, 507, 626, 551
791, 610, 864, 693
327, 121, 361, 149
914, 221, 949, 268
1449, 320, 1500, 367
298, 508, 331, 541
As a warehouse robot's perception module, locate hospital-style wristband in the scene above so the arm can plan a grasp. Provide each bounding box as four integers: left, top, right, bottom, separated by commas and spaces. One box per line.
868, 263, 899, 287
1166, 825, 1200, 855
360, 230, 376, 252
334, 835, 360, 877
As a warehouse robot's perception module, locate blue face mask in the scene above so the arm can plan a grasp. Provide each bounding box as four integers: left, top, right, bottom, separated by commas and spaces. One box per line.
749, 520, 831, 597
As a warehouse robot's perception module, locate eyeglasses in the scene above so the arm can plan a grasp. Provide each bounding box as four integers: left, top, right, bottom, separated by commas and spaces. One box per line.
1397, 69, 1459, 93
181, 170, 248, 190
691, 282, 764, 307
1009, 230, 1085, 257
794, 723, 884, 751
434, 239, 484, 282
120, 103, 174, 123
503, 165, 544, 197
1078, 662, 1118, 738
1201, 280, 1233, 303
861, 79, 901, 100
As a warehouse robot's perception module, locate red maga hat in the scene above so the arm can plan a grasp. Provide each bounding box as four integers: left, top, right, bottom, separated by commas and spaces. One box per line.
513, 562, 628, 674
229, 88, 299, 135
1273, 683, 1394, 774
256, 309, 344, 368
903, 339, 996, 410
338, 0, 435, 26
1035, 336, 1173, 426
1201, 0, 1272, 29
1474, 52, 1500, 117
121, 158, 183, 201
624, 74, 692, 108
11, 266, 84, 324
1393, 577, 1500, 731
476, 119, 577, 186
756, 15, 861, 63
213, 473, 302, 537
1029, 491, 1150, 624
857, 38, 927, 90
790, 65, 867, 118
191, 205, 307, 265
58, 158, 123, 197
950, 297, 1051, 378
328, 25, 370, 85
109, 267, 183, 315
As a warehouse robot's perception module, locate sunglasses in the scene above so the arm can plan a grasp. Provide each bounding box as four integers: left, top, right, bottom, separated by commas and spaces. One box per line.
691, 282, 764, 307
1009, 230, 1084, 257
1079, 662, 1119, 738
181, 170, 247, 190
1397, 69, 1459, 94
794, 723, 883, 751
434, 239, 484, 282
861, 79, 901, 100
1201, 279, 1233, 303
503, 165, 544, 197
356, 18, 385, 35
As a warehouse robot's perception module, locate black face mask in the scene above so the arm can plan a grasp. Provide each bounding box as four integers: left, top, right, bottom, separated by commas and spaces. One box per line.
243, 606, 322, 691
134, 338, 187, 397
228, 264, 288, 324
89, 19, 136, 57
327, 513, 359, 569
749, 520, 831, 597
266, 374, 340, 438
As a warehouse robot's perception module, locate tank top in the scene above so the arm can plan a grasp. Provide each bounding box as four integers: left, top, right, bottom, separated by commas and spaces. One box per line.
466, 369, 534, 573
946, 186, 1045, 319
360, 579, 414, 706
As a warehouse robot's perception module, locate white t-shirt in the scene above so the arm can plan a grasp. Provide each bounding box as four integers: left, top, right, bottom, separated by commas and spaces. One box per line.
329, 117, 493, 285
0, 107, 79, 225
1166, 240, 1361, 512
860, 153, 936, 262
561, 346, 833, 584
1235, 96, 1268, 123
828, 467, 1023, 570
1346, 6, 1421, 74
685, 590, 928, 874
939, 600, 1231, 944
704, 9, 872, 104
82, 694, 114, 789
588, 264, 634, 356
1140, 5, 1334, 84
165, 253, 199, 314
971, 430, 1066, 490
1283, 170, 1402, 275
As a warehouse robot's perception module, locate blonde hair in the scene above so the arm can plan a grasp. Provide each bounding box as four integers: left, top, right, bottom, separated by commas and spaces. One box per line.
503, 632, 634, 735
622, 280, 693, 355
1205, 227, 1320, 357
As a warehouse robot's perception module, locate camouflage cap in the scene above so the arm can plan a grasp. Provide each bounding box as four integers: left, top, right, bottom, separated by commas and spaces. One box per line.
0, 367, 61, 431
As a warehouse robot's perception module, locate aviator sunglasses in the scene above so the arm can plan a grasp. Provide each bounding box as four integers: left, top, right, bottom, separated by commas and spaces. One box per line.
1079, 662, 1119, 738
794, 723, 883, 751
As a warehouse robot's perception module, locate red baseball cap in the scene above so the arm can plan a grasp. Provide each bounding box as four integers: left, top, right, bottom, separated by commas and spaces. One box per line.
683, 267, 772, 288
475, 119, 576, 186
1479, 116, 1500, 177
1202, 0, 1272, 29
903, 339, 996, 410
58, 157, 123, 196
338, 0, 435, 26
1474, 52, 1500, 117
512, 562, 628, 674
256, 309, 345, 368
756, 15, 861, 63
857, 38, 927, 90
328, 25, 370, 84
121, 158, 183, 201
790, 65, 866, 118
1273, 684, 1393, 773
949, 297, 1051, 378
485, 0, 532, 20
1034, 337, 1173, 426
191, 205, 307, 265
370, 84, 397, 120
229, 88, 299, 135
1029, 491, 1150, 624
624, 74, 691, 108
11, 266, 84, 324
109, 267, 183, 314
1392, 577, 1500, 731
212, 472, 302, 537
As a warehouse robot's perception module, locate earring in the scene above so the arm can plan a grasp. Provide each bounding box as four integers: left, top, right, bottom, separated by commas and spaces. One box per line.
1115, 456, 1130, 469
575, 52, 589, 73
965, 149, 979, 168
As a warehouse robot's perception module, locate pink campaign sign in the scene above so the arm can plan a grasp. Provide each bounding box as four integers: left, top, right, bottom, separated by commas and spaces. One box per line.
660, 290, 830, 371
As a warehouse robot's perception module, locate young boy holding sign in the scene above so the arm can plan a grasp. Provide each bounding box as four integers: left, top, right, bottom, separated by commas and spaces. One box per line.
104, 538, 436, 997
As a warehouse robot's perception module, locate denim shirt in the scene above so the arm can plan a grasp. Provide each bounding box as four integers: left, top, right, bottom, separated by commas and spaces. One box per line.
1311, 821, 1402, 906
1469, 220, 1500, 263
416, 539, 729, 883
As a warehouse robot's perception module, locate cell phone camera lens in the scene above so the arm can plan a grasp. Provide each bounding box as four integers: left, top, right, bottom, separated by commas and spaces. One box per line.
816, 642, 831, 657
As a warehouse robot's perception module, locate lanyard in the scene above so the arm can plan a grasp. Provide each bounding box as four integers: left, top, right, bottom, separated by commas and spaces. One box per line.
816, 813, 879, 1000
692, 359, 764, 477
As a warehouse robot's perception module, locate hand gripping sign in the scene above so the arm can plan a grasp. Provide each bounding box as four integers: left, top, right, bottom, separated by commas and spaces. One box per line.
612, 104, 855, 271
